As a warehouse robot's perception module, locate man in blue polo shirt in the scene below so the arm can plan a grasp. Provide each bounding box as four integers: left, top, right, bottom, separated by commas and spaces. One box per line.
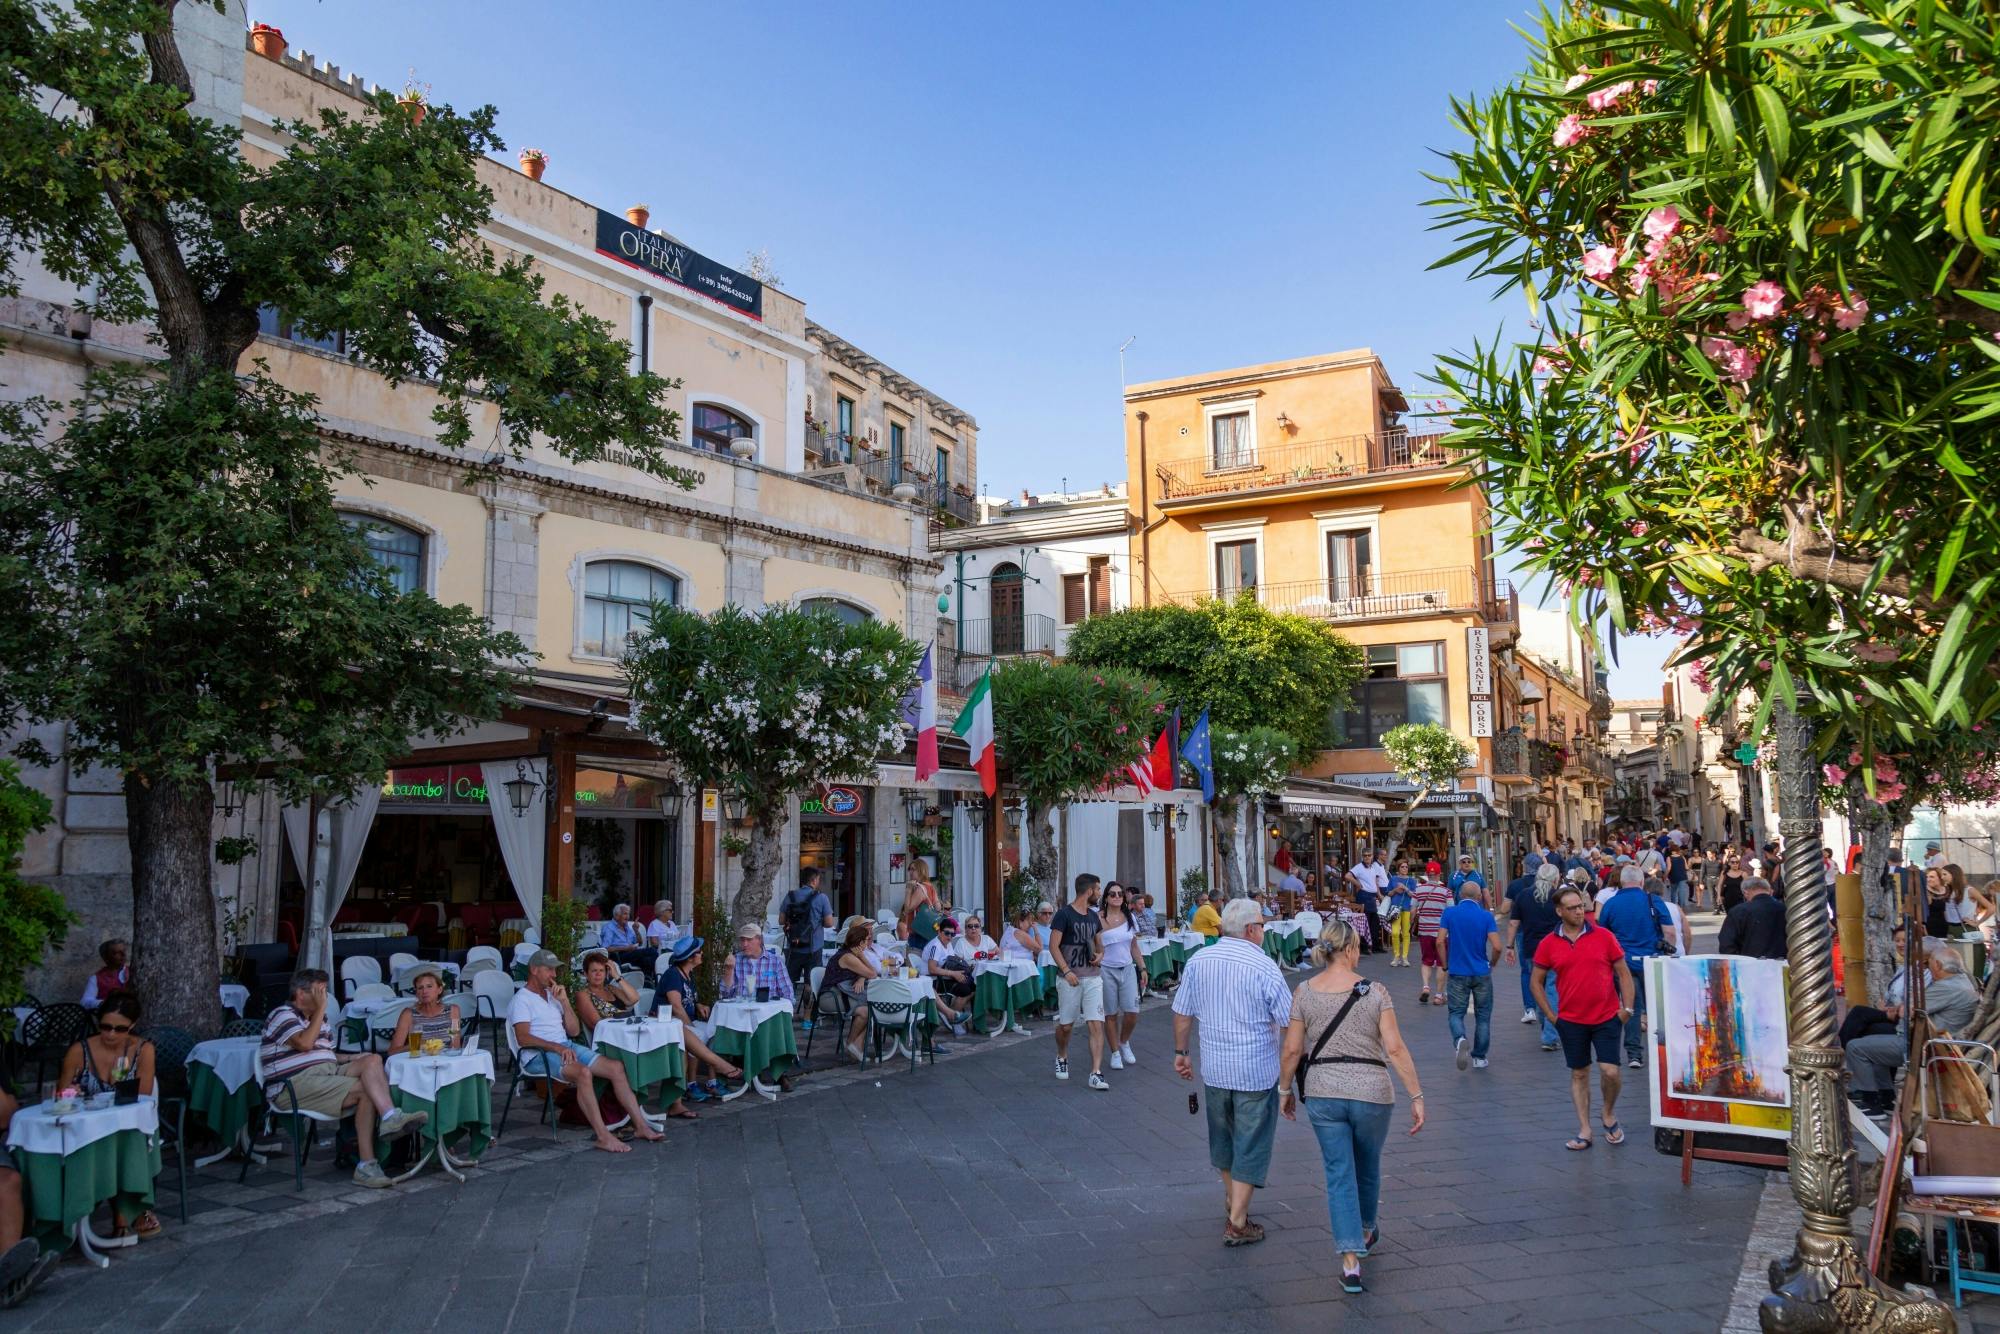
1437, 881, 1501, 1071
1595, 865, 1676, 1069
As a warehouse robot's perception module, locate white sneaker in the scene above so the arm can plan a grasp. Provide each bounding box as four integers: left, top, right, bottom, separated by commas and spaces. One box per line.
1087, 1072, 1110, 1091
377, 1108, 428, 1139
1054, 1058, 1069, 1080
1521, 1009, 1537, 1024
1120, 1044, 1137, 1065
1109, 1051, 1124, 1071
1471, 1058, 1489, 1069
1455, 1037, 1470, 1071
1009, 1023, 1030, 1036
352, 1159, 392, 1189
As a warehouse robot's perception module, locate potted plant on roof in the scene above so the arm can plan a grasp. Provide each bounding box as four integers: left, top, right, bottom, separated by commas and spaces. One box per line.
250, 22, 285, 60
397, 75, 429, 125
626, 205, 650, 229
517, 148, 547, 182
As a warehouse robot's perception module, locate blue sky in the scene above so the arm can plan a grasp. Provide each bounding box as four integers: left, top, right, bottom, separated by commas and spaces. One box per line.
246, 0, 1672, 695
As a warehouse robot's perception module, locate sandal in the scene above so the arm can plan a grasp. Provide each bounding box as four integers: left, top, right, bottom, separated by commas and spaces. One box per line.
1222, 1221, 1266, 1248
666, 1105, 699, 1120
1603, 1120, 1625, 1146
1564, 1135, 1593, 1151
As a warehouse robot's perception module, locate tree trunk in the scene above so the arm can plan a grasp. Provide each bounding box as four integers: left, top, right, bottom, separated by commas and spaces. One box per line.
124, 772, 221, 1034
1025, 800, 1059, 891
1848, 785, 1900, 1007
1379, 789, 1429, 867
1213, 798, 1247, 899
731, 807, 785, 935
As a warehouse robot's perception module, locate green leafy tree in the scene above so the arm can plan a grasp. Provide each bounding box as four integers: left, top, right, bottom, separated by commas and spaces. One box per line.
989, 661, 1166, 885
623, 605, 920, 929
1379, 723, 1475, 866
0, 1, 689, 1030
1208, 726, 1299, 899
1065, 595, 1364, 755
1429, 1, 2000, 763
0, 760, 72, 1042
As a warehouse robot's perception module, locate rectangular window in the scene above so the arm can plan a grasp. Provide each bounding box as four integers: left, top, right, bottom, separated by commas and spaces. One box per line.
1214, 539, 1257, 596
1210, 411, 1253, 469
889, 421, 907, 483
1326, 528, 1373, 601
1336, 641, 1448, 748
835, 396, 855, 463
1088, 556, 1111, 617
1062, 573, 1087, 625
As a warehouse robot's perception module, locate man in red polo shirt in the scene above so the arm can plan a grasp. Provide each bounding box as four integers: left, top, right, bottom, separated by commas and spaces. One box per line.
1530, 885, 1635, 1151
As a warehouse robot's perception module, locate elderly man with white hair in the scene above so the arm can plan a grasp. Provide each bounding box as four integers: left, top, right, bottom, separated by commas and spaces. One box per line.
1596, 864, 1677, 1069
1845, 943, 1980, 1117
597, 902, 657, 976
1172, 897, 1293, 1248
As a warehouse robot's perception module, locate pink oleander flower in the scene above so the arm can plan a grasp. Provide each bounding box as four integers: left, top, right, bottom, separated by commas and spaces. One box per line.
1640, 79, 1659, 94
1622, 423, 1652, 463
1742, 280, 1786, 321
1700, 336, 1761, 384
1807, 331, 1825, 369
1586, 81, 1634, 112
1724, 310, 1752, 332
1630, 260, 1655, 294
1553, 114, 1589, 148
1565, 71, 1590, 92
1629, 520, 1649, 537
1532, 355, 1555, 374
1834, 295, 1869, 331
1115, 725, 1127, 735
1581, 245, 1619, 280
1823, 763, 1849, 786
1642, 206, 1681, 244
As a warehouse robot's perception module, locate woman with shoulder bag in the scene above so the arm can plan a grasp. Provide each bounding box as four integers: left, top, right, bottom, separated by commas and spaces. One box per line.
1276, 919, 1423, 1296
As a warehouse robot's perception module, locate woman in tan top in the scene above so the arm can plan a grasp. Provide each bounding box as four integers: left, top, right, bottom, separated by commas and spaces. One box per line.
1277, 918, 1423, 1296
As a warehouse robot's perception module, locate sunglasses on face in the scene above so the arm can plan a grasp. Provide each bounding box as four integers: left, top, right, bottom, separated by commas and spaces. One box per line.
99, 1021, 133, 1034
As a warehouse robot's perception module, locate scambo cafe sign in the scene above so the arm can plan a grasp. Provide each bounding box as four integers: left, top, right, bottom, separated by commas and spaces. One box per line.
593, 210, 763, 322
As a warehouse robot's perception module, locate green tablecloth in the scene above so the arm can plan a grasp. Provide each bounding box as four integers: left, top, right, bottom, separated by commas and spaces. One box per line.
970, 970, 1043, 1030
376, 1076, 492, 1166
1142, 949, 1176, 984
12, 1130, 161, 1244
598, 1040, 686, 1113
187, 1063, 260, 1147
1041, 964, 1061, 1006
706, 1013, 796, 1085
1263, 931, 1302, 965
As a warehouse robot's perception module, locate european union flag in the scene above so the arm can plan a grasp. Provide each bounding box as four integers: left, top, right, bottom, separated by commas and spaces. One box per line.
1180, 707, 1215, 804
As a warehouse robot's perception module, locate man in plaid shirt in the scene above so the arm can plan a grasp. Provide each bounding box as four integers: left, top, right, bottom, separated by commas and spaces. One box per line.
720, 921, 795, 1002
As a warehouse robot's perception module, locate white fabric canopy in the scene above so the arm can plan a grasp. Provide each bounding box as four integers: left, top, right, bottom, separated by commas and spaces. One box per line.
284, 786, 384, 972
1064, 802, 1120, 888
482, 760, 548, 933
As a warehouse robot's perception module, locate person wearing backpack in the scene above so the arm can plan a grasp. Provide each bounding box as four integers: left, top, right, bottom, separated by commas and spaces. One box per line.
782, 868, 835, 1024
1276, 917, 1424, 1296
1594, 865, 1676, 1069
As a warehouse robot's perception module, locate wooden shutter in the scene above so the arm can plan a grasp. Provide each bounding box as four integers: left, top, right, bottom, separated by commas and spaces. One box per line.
1088, 557, 1111, 617
1063, 574, 1087, 624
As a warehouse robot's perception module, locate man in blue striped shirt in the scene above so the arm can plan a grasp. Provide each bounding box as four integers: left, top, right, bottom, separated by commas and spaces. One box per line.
1173, 897, 1293, 1247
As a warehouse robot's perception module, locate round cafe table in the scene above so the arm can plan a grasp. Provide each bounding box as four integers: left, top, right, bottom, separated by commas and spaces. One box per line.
591, 1016, 687, 1119
7, 1095, 162, 1266
498, 917, 531, 949
380, 1048, 495, 1183
972, 958, 1041, 1032
1137, 936, 1178, 986
704, 999, 796, 1099
185, 1036, 264, 1167
1263, 920, 1304, 966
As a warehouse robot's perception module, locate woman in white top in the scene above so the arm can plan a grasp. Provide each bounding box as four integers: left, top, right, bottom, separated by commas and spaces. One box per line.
1002, 905, 1042, 963
1097, 883, 1143, 1070
957, 916, 1003, 964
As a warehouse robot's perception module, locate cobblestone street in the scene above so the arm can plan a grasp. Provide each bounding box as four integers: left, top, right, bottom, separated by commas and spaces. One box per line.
15, 930, 1772, 1332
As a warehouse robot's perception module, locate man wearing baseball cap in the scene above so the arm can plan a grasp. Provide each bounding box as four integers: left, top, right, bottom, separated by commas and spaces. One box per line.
654, 935, 743, 1110
507, 950, 661, 1153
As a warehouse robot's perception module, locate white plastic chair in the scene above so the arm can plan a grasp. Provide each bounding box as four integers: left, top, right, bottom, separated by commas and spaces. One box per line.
461, 959, 499, 980
366, 998, 414, 1051
874, 910, 899, 932
339, 955, 382, 1001
579, 924, 601, 949
523, 927, 541, 946
866, 978, 927, 1072
249, 1043, 347, 1189
501, 1016, 628, 1136
387, 951, 419, 978
512, 942, 540, 970
465, 945, 503, 972
873, 932, 898, 950
348, 982, 395, 1006
470, 971, 516, 1061
1296, 910, 1324, 941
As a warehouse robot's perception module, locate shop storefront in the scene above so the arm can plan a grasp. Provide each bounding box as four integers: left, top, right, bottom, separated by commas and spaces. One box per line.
799, 783, 870, 922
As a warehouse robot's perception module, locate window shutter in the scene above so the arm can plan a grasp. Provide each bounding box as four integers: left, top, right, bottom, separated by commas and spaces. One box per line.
1063, 574, 1087, 625
1088, 557, 1111, 617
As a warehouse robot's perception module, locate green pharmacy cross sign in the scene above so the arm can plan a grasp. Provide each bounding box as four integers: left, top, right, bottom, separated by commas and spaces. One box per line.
1733, 742, 1759, 765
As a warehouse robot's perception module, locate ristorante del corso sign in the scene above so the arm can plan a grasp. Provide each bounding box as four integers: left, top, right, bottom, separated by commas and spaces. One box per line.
593, 210, 763, 322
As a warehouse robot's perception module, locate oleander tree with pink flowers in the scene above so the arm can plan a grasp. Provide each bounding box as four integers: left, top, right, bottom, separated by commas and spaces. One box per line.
1429, 1, 2000, 771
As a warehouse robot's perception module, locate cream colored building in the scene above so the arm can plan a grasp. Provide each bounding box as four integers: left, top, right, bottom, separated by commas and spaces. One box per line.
4, 15, 982, 994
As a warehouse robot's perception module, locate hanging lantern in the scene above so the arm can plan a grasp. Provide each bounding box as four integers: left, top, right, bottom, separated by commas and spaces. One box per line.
503, 760, 541, 818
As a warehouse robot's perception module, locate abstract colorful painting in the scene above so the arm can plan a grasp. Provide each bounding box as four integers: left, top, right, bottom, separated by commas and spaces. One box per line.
1659, 955, 1790, 1108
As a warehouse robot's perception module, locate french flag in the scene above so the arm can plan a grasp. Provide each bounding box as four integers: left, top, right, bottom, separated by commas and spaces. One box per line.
912, 645, 939, 781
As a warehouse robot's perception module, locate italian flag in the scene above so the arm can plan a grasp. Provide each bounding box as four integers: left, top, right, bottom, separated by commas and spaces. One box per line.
953, 667, 996, 796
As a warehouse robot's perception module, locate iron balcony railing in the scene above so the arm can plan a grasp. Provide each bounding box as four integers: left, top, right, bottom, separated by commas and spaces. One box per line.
1161, 567, 1514, 624
1153, 428, 1470, 503
937, 614, 1060, 689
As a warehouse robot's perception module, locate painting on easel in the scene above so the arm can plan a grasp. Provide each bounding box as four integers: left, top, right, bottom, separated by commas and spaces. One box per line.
1648, 955, 1793, 1140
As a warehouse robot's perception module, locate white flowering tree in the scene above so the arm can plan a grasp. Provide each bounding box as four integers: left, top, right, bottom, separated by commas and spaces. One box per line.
1209, 726, 1298, 899
1378, 723, 1475, 867
624, 604, 921, 928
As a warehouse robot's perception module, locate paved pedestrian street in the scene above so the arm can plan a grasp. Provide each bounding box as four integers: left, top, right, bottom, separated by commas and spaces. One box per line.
16, 939, 1769, 1331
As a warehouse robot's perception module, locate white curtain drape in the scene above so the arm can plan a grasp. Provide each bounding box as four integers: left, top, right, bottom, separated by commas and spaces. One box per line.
952, 803, 983, 919
484, 759, 548, 934
1065, 802, 1121, 891
285, 786, 383, 971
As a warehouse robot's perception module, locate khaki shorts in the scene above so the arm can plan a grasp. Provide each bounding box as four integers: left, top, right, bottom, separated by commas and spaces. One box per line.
276, 1068, 358, 1118
1056, 974, 1105, 1025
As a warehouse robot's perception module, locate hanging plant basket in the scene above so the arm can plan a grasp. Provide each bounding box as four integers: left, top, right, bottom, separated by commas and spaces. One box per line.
250, 23, 286, 60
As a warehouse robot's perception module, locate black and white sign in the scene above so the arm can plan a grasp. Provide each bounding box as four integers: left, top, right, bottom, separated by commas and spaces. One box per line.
593, 211, 763, 322
1466, 627, 1493, 737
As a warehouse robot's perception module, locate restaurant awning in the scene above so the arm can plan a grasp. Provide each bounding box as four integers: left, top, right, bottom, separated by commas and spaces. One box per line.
1277, 780, 1388, 817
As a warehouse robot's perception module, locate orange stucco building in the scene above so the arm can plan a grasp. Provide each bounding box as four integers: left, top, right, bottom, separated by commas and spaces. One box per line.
1123, 350, 1520, 873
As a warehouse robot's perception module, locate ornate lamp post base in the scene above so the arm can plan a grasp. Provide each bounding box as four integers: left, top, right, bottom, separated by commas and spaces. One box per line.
1757, 704, 1951, 1333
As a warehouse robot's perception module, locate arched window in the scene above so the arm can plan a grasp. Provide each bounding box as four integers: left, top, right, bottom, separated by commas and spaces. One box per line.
800, 598, 871, 627
340, 513, 425, 595
691, 403, 755, 454
582, 560, 680, 657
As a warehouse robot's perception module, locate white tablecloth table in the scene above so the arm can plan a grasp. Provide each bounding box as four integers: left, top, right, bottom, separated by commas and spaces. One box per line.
706, 999, 796, 1099
187, 1037, 259, 1095
6, 1096, 160, 1267
332, 923, 409, 938
185, 1035, 264, 1167
384, 1049, 495, 1182
592, 1016, 686, 1120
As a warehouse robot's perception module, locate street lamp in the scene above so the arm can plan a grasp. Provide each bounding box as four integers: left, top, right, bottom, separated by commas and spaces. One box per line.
722, 791, 749, 823
656, 777, 686, 821
1147, 806, 1163, 831
902, 789, 929, 824
214, 775, 242, 819
503, 760, 541, 818
1175, 807, 1189, 833
963, 796, 983, 831
1005, 799, 1024, 830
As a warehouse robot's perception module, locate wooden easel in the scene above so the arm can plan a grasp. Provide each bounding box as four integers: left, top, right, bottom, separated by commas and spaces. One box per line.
1681, 1129, 1788, 1186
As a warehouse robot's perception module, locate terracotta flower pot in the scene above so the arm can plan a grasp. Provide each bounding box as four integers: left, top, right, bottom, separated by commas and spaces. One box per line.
626, 205, 651, 228
520, 154, 546, 181
250, 25, 286, 60
398, 97, 427, 125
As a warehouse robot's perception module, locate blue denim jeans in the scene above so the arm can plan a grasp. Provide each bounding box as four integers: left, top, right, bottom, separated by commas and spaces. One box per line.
1623, 964, 1648, 1063
1519, 953, 1558, 1045
1305, 1096, 1392, 1254
1446, 973, 1492, 1060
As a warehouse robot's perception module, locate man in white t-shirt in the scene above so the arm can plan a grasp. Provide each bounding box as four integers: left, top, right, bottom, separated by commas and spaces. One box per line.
1346, 850, 1391, 955
1924, 843, 1947, 871
507, 950, 661, 1154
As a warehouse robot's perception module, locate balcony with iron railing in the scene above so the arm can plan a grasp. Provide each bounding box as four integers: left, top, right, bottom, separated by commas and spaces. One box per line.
936, 614, 1061, 689
1160, 566, 1514, 626
802, 427, 975, 523
1153, 428, 1470, 507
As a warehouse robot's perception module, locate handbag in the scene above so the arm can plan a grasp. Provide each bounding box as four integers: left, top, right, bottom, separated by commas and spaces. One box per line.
1296, 980, 1384, 1099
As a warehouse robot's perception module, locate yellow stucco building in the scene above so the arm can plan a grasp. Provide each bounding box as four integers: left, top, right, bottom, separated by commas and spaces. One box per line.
1123, 350, 1519, 874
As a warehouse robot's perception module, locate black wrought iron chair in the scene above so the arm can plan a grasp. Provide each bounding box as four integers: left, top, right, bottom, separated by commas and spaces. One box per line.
19, 1003, 92, 1095
139, 1024, 199, 1222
